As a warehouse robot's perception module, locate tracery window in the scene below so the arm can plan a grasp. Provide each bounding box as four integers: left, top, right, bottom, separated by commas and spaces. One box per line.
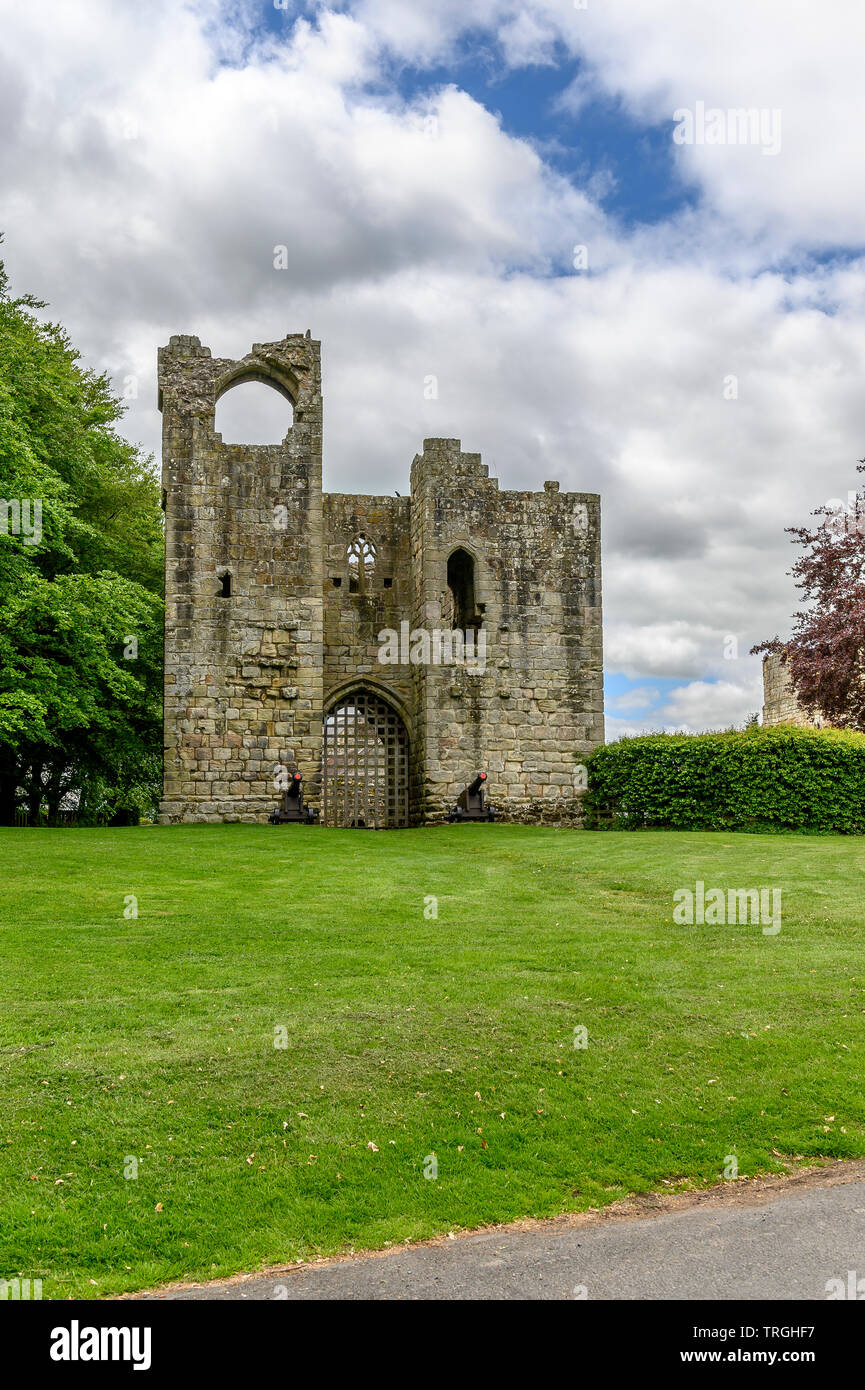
347, 535, 376, 593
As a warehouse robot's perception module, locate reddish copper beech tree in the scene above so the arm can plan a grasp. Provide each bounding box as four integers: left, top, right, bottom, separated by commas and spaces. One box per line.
752, 465, 865, 729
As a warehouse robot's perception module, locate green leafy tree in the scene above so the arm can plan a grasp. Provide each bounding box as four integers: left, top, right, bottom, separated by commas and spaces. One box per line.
0, 246, 163, 824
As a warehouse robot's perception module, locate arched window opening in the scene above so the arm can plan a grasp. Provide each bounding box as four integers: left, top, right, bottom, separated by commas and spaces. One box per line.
446, 548, 480, 630
214, 380, 294, 444
347, 534, 376, 594
217, 571, 231, 598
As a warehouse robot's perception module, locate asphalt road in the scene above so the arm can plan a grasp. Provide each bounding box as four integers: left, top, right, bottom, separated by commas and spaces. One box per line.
136, 1162, 865, 1301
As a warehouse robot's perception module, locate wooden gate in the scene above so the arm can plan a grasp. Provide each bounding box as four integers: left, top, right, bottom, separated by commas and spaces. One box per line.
321, 691, 409, 828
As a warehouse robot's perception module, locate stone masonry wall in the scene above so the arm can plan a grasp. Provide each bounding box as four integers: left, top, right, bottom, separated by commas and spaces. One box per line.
322, 493, 413, 711
409, 439, 604, 824
762, 652, 824, 727
159, 334, 323, 823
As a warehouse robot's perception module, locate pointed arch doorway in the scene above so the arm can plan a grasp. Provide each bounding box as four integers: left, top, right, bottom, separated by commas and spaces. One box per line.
321, 689, 410, 828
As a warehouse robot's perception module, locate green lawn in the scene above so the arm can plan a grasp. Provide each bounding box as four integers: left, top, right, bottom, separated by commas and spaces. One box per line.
2, 824, 864, 1298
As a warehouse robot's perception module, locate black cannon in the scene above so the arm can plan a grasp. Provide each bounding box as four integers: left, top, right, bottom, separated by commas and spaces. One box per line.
269, 772, 318, 824
447, 772, 496, 823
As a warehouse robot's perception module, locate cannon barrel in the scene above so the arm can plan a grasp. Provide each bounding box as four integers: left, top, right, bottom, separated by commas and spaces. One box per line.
449, 771, 494, 821
271, 771, 318, 824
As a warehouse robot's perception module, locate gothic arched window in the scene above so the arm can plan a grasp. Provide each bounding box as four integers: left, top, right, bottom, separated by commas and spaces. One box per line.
446, 548, 480, 630
347, 535, 376, 593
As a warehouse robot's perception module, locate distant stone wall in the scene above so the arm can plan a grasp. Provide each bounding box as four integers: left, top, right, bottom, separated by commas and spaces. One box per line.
762, 652, 824, 726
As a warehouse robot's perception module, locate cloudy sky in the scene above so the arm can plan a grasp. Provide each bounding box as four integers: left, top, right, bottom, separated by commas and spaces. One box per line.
2, 0, 864, 738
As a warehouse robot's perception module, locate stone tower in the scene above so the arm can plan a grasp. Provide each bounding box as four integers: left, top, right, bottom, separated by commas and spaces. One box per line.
761, 652, 825, 727
158, 334, 604, 826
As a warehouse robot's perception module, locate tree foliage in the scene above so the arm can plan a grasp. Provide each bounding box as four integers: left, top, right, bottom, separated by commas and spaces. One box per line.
0, 246, 163, 823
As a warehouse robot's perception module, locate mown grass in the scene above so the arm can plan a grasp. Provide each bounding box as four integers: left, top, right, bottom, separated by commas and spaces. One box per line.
1, 824, 864, 1298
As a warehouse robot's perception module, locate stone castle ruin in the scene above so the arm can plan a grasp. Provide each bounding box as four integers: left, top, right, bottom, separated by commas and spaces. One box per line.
158, 333, 604, 826
761, 652, 825, 727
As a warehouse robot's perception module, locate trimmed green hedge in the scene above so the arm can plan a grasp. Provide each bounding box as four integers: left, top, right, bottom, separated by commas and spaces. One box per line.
584, 725, 865, 833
